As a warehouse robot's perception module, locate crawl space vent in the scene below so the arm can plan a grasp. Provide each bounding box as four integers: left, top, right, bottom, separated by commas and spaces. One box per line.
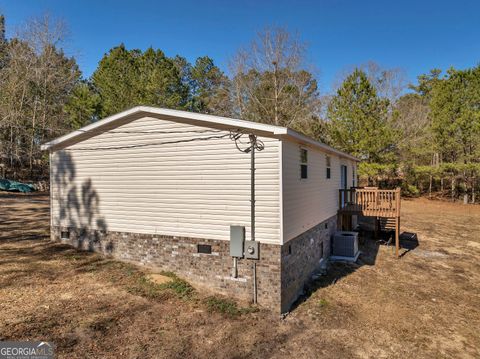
197, 244, 212, 254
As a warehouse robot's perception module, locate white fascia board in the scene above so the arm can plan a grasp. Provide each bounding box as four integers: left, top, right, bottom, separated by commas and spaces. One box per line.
284, 129, 360, 162
40, 106, 143, 150
143, 106, 287, 134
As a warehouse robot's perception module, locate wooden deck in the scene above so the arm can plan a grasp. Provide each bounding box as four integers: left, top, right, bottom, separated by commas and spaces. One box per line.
338, 187, 401, 257
339, 188, 401, 218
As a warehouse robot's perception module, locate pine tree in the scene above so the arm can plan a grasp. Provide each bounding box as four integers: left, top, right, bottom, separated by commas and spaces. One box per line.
327, 69, 395, 163
427, 66, 480, 201
430, 66, 480, 164
65, 81, 101, 129
409, 68, 442, 98
190, 56, 232, 116
92, 44, 188, 117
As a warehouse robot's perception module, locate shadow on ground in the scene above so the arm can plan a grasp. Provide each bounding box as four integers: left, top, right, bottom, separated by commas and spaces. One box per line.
1, 195, 479, 358
290, 229, 419, 312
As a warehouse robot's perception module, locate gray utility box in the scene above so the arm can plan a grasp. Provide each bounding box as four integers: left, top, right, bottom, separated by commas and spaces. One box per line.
244, 240, 260, 260
230, 226, 245, 257
333, 231, 359, 257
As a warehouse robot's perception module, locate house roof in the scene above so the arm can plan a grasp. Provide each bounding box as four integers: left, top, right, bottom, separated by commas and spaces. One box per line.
41, 106, 359, 161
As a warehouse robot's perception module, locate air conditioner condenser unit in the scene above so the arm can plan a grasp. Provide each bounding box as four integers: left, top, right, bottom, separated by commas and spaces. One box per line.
332, 231, 359, 259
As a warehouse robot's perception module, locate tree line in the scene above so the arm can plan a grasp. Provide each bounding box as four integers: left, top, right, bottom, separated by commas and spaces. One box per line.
0, 15, 478, 202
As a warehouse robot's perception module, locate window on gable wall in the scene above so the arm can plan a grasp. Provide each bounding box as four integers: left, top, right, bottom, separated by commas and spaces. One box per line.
300, 148, 308, 179
326, 155, 331, 179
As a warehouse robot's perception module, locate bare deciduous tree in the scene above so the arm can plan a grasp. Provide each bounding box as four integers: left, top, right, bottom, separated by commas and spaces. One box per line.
230, 27, 320, 131
0, 14, 79, 179
392, 93, 431, 164
333, 61, 408, 105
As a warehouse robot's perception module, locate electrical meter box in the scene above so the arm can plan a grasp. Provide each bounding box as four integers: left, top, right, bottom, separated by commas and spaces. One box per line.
230, 226, 245, 257
244, 240, 260, 260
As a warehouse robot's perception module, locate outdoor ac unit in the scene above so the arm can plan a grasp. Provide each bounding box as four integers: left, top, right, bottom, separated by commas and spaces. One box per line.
333, 231, 359, 258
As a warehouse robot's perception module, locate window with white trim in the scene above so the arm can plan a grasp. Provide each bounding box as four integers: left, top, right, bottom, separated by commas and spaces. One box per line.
326, 155, 331, 179
300, 148, 308, 179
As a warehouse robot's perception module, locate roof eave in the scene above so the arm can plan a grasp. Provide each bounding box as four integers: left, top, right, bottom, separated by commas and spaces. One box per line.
41, 106, 287, 151
284, 129, 360, 162
41, 106, 146, 151
41, 106, 359, 161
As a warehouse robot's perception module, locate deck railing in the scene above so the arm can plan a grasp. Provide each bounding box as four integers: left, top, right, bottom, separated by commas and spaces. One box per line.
339, 187, 401, 218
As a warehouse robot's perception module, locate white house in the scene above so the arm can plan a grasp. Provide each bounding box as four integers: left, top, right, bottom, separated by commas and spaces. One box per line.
42, 106, 358, 312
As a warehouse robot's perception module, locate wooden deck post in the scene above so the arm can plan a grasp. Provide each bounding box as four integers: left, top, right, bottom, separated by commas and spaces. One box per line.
395, 187, 401, 258
337, 187, 402, 257
338, 189, 344, 230
395, 216, 400, 257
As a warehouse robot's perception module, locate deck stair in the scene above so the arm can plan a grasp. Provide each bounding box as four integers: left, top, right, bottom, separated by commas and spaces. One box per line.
379, 217, 396, 231
338, 187, 401, 257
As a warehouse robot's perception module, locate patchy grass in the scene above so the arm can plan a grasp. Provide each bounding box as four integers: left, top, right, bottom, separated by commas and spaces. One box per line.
126, 275, 167, 300
157, 273, 195, 299
204, 296, 258, 317
317, 298, 329, 309
204, 296, 241, 317
1, 193, 480, 358
88, 316, 119, 333
102, 264, 195, 300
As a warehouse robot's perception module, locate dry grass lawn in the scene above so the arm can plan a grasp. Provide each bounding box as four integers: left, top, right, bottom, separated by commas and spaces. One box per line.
0, 193, 479, 358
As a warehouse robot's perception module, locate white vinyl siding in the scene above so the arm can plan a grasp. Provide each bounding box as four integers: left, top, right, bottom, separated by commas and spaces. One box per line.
282, 140, 356, 242
50, 116, 281, 244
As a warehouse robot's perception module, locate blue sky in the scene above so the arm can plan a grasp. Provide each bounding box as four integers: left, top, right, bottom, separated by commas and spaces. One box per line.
1, 0, 479, 92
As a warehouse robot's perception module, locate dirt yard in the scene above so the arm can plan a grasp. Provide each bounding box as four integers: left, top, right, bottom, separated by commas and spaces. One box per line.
0, 194, 479, 358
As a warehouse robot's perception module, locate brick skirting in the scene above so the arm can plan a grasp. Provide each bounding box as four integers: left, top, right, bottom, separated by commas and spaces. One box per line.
52, 214, 335, 313
281, 215, 337, 312
51, 227, 282, 310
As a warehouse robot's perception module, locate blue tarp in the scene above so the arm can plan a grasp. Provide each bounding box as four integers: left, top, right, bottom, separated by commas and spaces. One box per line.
0, 179, 35, 193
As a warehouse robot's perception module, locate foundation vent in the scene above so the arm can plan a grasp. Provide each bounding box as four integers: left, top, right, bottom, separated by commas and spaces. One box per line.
197, 244, 212, 254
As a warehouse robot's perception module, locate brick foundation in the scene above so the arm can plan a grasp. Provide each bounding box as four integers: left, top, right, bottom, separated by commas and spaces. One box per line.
280, 215, 337, 312
51, 227, 281, 311
52, 214, 335, 313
